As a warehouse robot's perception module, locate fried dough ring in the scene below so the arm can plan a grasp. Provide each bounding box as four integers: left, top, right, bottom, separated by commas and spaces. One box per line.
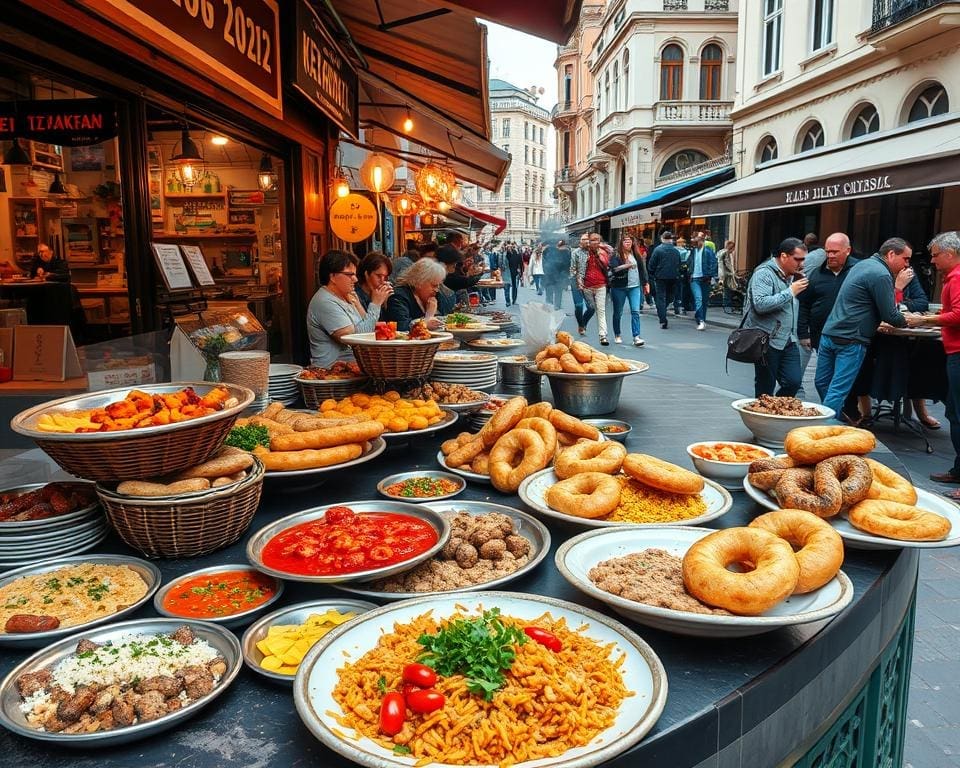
847, 499, 951, 541
554, 440, 627, 479
682, 527, 800, 615
784, 426, 876, 464
549, 410, 601, 441
514, 417, 558, 458
555, 331, 574, 347
622, 453, 704, 495
479, 396, 527, 448
523, 402, 553, 420
488, 428, 548, 493
749, 509, 844, 594
863, 458, 918, 504
747, 456, 800, 490
819, 455, 872, 507
559, 353, 586, 373
445, 437, 485, 468
540, 358, 563, 372
544, 472, 621, 519
774, 467, 842, 518
570, 341, 594, 364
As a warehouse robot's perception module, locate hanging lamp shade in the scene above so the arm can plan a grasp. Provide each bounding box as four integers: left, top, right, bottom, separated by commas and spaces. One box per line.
415, 163, 455, 204
257, 153, 277, 192
360, 152, 396, 194
170, 126, 204, 189
3, 138, 31, 165
48, 172, 67, 195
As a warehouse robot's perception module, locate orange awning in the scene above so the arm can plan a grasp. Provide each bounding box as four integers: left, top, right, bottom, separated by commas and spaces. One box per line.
452, 204, 507, 235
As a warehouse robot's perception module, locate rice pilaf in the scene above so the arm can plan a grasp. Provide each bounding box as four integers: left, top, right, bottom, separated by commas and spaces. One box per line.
330, 610, 632, 766
607, 478, 707, 524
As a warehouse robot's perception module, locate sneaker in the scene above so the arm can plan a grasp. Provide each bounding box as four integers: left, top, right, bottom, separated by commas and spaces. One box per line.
614, 336, 622, 344
697, 321, 705, 331
634, 337, 645, 347
599, 337, 609, 346
578, 327, 586, 336
660, 323, 668, 329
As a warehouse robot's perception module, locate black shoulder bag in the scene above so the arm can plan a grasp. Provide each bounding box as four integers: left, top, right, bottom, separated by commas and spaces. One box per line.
726, 286, 780, 369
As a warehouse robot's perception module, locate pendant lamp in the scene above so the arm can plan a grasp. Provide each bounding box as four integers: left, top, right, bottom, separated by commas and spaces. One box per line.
3, 138, 31, 165
257, 153, 277, 191
48, 172, 67, 195
170, 125, 204, 190
360, 153, 396, 194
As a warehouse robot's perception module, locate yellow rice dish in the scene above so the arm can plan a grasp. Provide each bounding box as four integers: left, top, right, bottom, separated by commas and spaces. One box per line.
606, 477, 707, 524
0, 563, 148, 633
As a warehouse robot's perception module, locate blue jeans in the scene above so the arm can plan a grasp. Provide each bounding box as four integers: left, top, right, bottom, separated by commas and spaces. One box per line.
945, 353, 960, 474
654, 279, 677, 325
814, 335, 868, 419
610, 285, 642, 338
689, 277, 712, 323
532, 274, 542, 294
754, 342, 802, 397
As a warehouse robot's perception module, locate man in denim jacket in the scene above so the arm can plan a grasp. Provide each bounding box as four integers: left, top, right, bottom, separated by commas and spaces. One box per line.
742, 238, 809, 397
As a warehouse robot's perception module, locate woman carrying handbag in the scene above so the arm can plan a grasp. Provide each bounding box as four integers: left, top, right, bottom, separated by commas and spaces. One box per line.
608, 234, 650, 346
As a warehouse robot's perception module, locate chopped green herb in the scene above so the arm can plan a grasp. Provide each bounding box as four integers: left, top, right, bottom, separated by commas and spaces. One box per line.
393, 745, 411, 755
224, 424, 270, 452
377, 675, 387, 695
86, 582, 110, 601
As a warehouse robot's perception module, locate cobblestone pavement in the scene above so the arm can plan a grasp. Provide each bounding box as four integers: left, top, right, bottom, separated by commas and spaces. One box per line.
506, 281, 959, 767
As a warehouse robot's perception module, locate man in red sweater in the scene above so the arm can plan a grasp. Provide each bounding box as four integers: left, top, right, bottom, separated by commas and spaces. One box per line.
909, 232, 960, 485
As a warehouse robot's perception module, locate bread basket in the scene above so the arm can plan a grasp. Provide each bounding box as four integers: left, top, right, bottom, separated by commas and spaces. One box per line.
296, 375, 369, 409
339, 332, 453, 380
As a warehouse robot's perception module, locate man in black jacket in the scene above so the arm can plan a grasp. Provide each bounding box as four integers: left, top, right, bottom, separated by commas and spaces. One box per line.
647, 231, 683, 329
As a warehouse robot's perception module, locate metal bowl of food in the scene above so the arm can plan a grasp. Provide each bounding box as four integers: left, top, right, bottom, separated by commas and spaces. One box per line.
153, 564, 285, 629
377, 471, 466, 502
731, 398, 835, 448
582, 419, 632, 443
536, 363, 648, 417
246, 500, 451, 584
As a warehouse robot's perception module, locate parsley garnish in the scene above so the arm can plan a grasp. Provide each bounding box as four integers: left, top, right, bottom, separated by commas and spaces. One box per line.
417, 608, 526, 701
393, 745, 411, 755
86, 582, 110, 601
377, 675, 387, 694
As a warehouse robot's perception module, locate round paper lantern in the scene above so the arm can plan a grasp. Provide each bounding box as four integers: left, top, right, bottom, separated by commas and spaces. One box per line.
360, 153, 396, 194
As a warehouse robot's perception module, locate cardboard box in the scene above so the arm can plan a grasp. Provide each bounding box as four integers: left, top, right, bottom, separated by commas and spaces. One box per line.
0, 308, 27, 328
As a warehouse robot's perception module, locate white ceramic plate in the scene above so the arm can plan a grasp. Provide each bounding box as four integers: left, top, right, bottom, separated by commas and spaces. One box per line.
468, 338, 526, 349
518, 468, 733, 529
433, 352, 497, 364
556, 527, 854, 638
743, 479, 960, 550
293, 591, 668, 768
436, 450, 491, 484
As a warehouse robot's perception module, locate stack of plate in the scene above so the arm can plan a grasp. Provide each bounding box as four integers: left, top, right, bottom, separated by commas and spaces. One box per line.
0, 483, 109, 571
465, 393, 511, 431
430, 352, 498, 391
268, 364, 303, 406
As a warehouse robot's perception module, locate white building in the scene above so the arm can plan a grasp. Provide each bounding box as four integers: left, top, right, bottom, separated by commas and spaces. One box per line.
462, 79, 555, 244
692, 0, 960, 275
556, 0, 739, 241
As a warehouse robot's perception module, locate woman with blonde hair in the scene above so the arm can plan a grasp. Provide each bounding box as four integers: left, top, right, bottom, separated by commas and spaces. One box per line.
383, 258, 448, 331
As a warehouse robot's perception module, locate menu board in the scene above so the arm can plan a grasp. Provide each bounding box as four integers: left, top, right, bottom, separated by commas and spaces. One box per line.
150, 242, 194, 291
179, 244, 216, 287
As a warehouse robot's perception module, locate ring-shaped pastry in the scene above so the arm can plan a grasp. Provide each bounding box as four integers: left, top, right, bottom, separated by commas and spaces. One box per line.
848, 499, 951, 541
554, 440, 627, 479
479, 396, 527, 448
747, 456, 800, 490
818, 454, 872, 507
514, 417, 558, 458
488, 428, 548, 493
773, 467, 842, 518
549, 410, 601, 441
863, 458, 918, 504
622, 453, 704, 495
784, 425, 876, 464
749, 509, 844, 593
544, 472, 622, 519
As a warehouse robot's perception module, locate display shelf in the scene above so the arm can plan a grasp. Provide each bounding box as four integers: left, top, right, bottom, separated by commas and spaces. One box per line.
163, 193, 227, 199
154, 231, 256, 240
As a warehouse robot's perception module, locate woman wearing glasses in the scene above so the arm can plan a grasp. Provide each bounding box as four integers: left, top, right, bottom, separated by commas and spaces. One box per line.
306, 250, 393, 367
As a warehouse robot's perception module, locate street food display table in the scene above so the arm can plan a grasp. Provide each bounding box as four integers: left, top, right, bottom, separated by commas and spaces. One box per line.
0, 379, 918, 767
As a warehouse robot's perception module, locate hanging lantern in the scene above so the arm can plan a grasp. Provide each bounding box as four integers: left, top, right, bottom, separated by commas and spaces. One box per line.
395, 189, 422, 216
169, 125, 204, 190
331, 170, 351, 199
360, 152, 396, 194
3, 138, 31, 165
257, 153, 278, 192
415, 163, 457, 204
48, 172, 67, 196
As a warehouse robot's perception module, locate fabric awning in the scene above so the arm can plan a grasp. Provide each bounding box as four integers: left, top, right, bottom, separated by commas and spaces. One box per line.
451, 204, 507, 234
691, 117, 960, 216
437, 0, 583, 44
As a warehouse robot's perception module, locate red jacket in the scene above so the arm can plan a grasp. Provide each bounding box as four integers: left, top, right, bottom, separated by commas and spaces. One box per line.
940, 264, 960, 354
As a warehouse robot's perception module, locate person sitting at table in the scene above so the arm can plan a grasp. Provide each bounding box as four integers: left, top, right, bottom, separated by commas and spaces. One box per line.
306, 250, 392, 367
383, 258, 447, 332
29, 244, 70, 282
355, 252, 394, 310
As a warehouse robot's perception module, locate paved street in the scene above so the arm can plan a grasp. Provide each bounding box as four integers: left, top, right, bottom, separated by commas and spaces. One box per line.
506, 280, 960, 767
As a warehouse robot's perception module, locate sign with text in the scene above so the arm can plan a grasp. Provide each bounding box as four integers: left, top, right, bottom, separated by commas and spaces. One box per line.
0, 100, 117, 146
77, 0, 282, 118
292, 0, 358, 138
179, 244, 217, 287
330, 194, 377, 242
12, 325, 82, 382
611, 207, 662, 229
151, 243, 195, 292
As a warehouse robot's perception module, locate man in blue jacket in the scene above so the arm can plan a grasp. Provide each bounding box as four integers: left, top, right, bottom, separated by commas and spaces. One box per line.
647, 231, 683, 329
688, 235, 718, 330
815, 237, 916, 419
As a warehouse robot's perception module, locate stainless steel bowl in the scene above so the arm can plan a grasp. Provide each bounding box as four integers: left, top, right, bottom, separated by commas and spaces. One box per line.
499, 356, 540, 385
245, 500, 451, 583
0, 619, 242, 746
241, 599, 378, 684
152, 564, 285, 629
582, 419, 632, 443
0, 555, 161, 648
10, 382, 254, 442
380, 409, 459, 440
377, 471, 466, 502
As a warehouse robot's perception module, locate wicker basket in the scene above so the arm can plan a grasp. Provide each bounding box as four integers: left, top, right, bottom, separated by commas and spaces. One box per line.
297, 376, 369, 409
96, 456, 265, 558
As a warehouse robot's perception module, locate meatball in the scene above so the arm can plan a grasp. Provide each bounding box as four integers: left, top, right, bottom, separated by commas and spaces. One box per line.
479, 539, 506, 561
441, 537, 464, 561
16, 669, 51, 699
178, 664, 215, 699
505, 535, 530, 557
76, 639, 100, 654
166, 697, 183, 713
133, 690, 167, 722
57, 685, 97, 723
467, 524, 500, 548
454, 542, 479, 568
136, 675, 181, 698
170, 625, 195, 646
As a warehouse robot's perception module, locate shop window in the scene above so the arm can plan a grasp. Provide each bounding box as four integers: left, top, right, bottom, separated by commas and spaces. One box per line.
810, 0, 834, 52
505, 209, 511, 227
699, 44, 723, 100
799, 122, 825, 152
757, 136, 778, 166
849, 104, 879, 139
907, 84, 949, 123
659, 149, 709, 178
762, 0, 784, 76
660, 44, 684, 100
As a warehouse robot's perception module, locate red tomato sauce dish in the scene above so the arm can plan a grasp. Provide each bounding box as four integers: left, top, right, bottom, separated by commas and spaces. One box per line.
260, 505, 439, 576
161, 569, 278, 619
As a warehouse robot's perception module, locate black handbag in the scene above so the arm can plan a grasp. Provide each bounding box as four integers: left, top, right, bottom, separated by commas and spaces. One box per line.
726, 287, 779, 367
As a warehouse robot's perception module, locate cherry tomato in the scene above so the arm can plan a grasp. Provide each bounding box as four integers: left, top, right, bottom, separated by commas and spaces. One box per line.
400, 683, 421, 697
524, 626, 562, 652
405, 689, 446, 714
402, 663, 438, 688
379, 692, 406, 736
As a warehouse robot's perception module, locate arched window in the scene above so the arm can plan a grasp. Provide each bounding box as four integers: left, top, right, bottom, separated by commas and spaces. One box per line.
757, 137, 778, 166
660, 44, 684, 100
659, 149, 708, 178
699, 44, 723, 100
849, 104, 879, 139
613, 62, 620, 112
623, 51, 630, 111
799, 122, 825, 153
908, 84, 949, 123
604, 70, 610, 117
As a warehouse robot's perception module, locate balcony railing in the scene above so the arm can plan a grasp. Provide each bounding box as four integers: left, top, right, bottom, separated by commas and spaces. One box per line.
705, 0, 730, 10
871, 0, 956, 31
663, 0, 730, 9
655, 101, 733, 123
663, 0, 688, 9
654, 153, 732, 188
550, 101, 574, 120
555, 167, 575, 185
